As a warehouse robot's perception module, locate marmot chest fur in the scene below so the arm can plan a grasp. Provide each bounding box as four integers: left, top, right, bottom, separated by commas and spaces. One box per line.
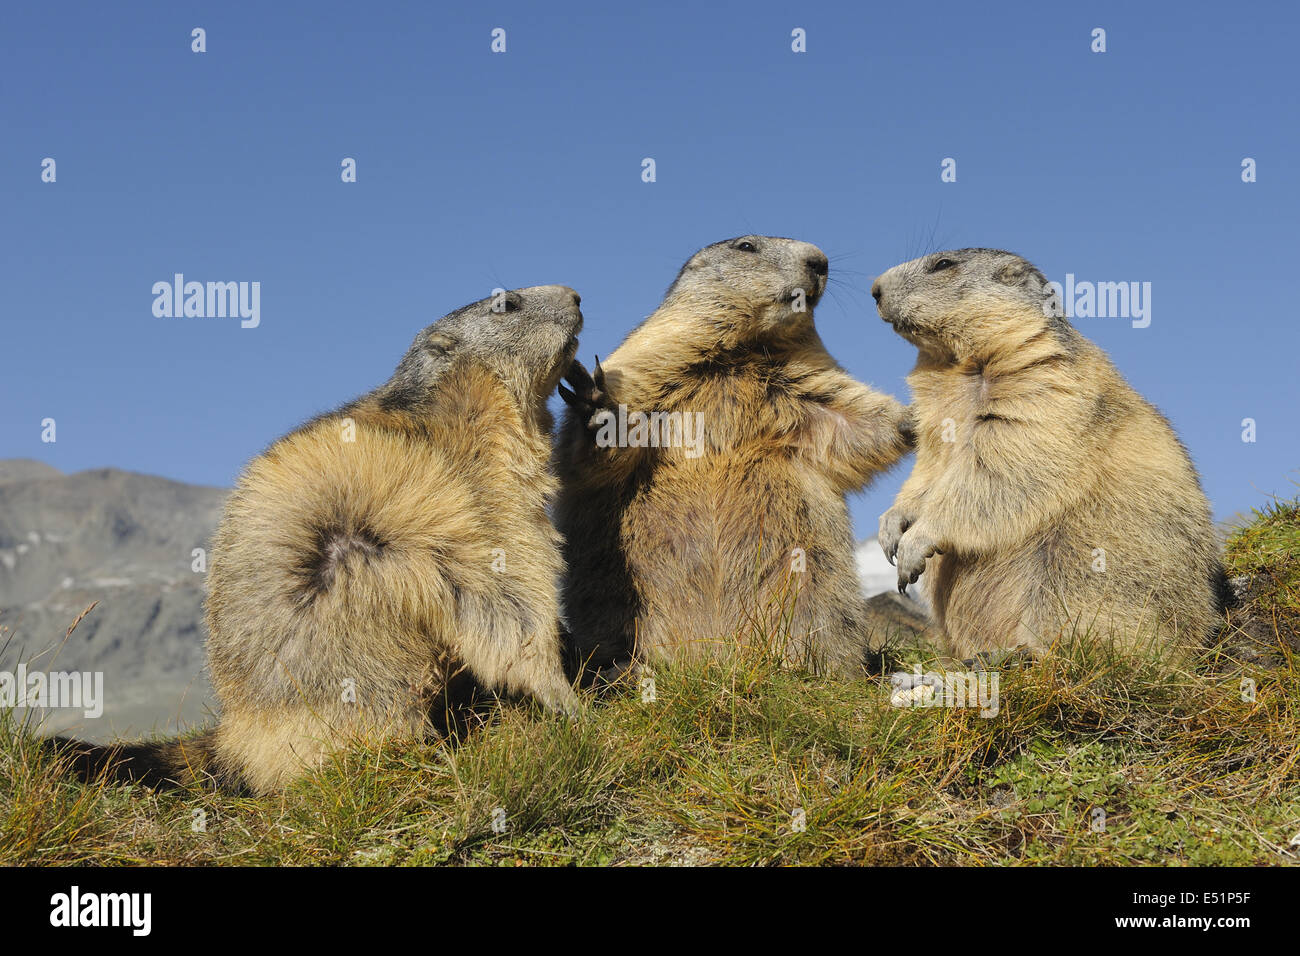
556, 236, 911, 679
873, 249, 1222, 660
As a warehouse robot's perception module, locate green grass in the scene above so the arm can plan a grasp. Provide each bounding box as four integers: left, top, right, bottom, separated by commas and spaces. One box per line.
1223, 494, 1300, 657
3, 499, 1299, 866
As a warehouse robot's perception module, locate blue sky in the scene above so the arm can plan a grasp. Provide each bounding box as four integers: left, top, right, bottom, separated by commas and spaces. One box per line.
2, 0, 1296, 535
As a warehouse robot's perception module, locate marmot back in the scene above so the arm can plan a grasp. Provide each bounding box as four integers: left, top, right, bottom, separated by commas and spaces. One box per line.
555, 236, 913, 679
59, 286, 584, 794
873, 249, 1222, 659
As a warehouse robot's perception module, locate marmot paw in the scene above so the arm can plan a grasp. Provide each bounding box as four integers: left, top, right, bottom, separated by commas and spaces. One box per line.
878, 506, 915, 565
895, 525, 941, 593
558, 355, 617, 431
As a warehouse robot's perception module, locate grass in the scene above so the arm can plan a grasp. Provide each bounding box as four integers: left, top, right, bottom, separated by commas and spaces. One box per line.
1222, 494, 1300, 659
2, 498, 1298, 866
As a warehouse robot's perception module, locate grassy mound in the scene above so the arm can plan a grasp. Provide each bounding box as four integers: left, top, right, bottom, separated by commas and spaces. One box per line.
1222, 495, 1300, 659
3, 500, 1298, 867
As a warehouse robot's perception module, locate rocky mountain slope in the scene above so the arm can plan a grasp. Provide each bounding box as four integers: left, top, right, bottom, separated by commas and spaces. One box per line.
0, 461, 225, 740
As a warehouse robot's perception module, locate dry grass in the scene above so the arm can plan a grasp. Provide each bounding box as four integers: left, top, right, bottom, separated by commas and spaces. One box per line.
2, 498, 1298, 866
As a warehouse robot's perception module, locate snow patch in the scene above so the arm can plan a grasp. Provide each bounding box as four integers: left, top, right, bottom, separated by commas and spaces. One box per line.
88, 577, 134, 588
855, 539, 897, 597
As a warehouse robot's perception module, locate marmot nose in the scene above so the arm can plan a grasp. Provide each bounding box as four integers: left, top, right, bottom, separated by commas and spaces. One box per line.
871, 280, 883, 304
571, 291, 581, 307
805, 254, 829, 278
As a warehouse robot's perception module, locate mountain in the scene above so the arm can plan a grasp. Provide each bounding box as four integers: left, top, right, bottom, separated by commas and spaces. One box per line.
0, 461, 225, 741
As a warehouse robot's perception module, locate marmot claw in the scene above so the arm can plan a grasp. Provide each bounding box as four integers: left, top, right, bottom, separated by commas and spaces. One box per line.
878, 506, 914, 565
895, 526, 940, 592
558, 355, 615, 431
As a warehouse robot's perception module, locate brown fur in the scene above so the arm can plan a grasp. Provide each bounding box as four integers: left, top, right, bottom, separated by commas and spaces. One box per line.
873, 250, 1222, 660
61, 286, 583, 794
555, 237, 911, 679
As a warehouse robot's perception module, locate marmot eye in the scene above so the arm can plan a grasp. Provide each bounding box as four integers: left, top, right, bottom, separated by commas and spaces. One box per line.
930, 258, 957, 273
735, 241, 758, 253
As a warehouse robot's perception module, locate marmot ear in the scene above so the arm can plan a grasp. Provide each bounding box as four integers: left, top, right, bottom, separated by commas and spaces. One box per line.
424, 330, 458, 354
994, 259, 1045, 295
993, 260, 1028, 286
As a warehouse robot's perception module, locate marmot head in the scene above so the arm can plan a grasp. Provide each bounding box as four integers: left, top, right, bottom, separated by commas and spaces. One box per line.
872, 249, 1066, 357
661, 235, 830, 346
380, 284, 583, 412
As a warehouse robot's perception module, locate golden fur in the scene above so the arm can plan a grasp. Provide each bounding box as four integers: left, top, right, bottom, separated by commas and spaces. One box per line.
556, 237, 911, 678
58, 286, 583, 793
874, 250, 1223, 659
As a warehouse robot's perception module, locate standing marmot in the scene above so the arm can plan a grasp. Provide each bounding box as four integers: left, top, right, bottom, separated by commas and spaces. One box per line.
59, 285, 583, 793
872, 249, 1224, 659
555, 236, 912, 680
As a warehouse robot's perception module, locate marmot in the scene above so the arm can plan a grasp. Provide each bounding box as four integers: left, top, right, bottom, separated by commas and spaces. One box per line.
872, 249, 1225, 659
555, 236, 912, 680
58, 285, 583, 793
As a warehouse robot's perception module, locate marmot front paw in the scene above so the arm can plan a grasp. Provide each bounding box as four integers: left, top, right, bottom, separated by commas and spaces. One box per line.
895, 525, 941, 593
558, 356, 617, 431
878, 506, 915, 565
